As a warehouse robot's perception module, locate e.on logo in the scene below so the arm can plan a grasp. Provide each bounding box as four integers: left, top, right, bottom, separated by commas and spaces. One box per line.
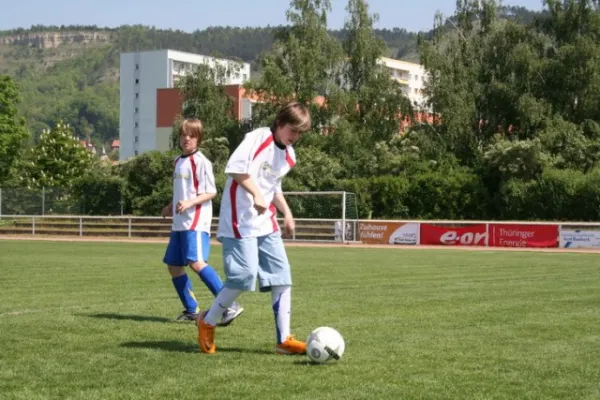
440, 230, 487, 245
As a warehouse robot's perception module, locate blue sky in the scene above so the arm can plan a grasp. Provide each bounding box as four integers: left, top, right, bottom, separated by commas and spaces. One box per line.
1, 0, 545, 33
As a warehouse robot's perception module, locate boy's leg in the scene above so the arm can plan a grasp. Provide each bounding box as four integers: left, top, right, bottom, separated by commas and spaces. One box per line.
186, 231, 244, 327
163, 231, 199, 320
257, 232, 306, 355
198, 236, 259, 354
185, 231, 223, 296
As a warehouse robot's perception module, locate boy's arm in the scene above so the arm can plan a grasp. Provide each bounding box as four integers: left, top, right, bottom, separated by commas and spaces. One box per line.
226, 132, 268, 214
273, 191, 295, 235
162, 201, 173, 217
229, 173, 267, 214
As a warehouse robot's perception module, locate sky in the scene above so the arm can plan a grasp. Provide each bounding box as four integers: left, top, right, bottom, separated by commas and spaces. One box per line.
1, 0, 545, 33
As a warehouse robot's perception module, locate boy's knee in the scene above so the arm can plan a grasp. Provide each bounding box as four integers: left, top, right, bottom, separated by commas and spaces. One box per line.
224, 265, 256, 290
168, 265, 186, 277
188, 261, 208, 273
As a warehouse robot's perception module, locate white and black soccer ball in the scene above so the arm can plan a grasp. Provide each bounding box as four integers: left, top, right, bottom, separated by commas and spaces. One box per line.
306, 327, 345, 364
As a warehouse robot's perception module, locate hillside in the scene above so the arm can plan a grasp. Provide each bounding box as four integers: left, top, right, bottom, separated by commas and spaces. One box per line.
0, 5, 539, 146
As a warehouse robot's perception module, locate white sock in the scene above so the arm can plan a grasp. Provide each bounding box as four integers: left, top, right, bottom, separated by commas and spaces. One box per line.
271, 285, 291, 344
204, 287, 241, 326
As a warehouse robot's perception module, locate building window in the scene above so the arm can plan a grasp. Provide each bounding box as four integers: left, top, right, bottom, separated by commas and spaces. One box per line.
135, 64, 139, 70
135, 93, 139, 99
134, 136, 139, 142
135, 78, 139, 84
243, 73, 248, 81
134, 122, 138, 128
134, 107, 139, 113
134, 151, 138, 156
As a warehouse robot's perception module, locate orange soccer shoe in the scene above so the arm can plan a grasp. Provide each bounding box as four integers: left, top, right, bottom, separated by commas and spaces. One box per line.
276, 335, 307, 355
197, 312, 216, 354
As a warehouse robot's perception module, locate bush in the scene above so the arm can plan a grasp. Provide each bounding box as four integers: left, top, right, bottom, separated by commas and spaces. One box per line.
72, 170, 124, 215
496, 168, 600, 221
119, 151, 176, 216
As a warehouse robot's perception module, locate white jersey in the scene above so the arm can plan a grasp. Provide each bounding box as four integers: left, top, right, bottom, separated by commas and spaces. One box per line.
171, 150, 217, 232
217, 127, 296, 239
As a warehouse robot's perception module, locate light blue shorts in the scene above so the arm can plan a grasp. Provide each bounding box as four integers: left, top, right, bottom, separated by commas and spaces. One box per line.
163, 231, 210, 267
220, 232, 291, 292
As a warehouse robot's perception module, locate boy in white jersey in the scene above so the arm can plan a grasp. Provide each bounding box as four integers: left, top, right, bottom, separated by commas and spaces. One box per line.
161, 118, 244, 326
198, 102, 310, 355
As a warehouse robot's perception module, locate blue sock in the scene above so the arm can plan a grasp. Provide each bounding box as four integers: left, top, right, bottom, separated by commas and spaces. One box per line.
198, 266, 224, 296
171, 274, 199, 314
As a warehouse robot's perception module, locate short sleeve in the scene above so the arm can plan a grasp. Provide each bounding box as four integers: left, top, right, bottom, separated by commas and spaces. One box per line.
224, 130, 265, 174
198, 157, 217, 194
275, 180, 283, 193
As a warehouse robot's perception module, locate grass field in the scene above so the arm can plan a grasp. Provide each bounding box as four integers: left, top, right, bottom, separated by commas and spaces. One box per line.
0, 240, 599, 400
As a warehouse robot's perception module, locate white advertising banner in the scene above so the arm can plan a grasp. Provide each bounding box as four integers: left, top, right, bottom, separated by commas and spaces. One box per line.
357, 222, 420, 245
559, 229, 600, 248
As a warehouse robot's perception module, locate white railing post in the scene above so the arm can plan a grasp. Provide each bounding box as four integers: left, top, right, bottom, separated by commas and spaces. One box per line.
558, 224, 562, 247
42, 187, 45, 216
485, 223, 489, 247
128, 218, 132, 238
342, 191, 347, 243
79, 217, 83, 237
32, 216, 35, 235
0, 188, 2, 220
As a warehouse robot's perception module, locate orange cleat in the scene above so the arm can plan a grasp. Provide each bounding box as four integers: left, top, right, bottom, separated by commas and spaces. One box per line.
197, 312, 216, 354
276, 335, 307, 355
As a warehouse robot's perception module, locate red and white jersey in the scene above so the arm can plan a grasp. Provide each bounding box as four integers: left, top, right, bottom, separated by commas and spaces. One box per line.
217, 127, 296, 238
171, 150, 217, 232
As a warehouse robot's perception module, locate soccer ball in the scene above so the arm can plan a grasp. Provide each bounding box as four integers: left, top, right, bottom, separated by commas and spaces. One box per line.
306, 327, 345, 364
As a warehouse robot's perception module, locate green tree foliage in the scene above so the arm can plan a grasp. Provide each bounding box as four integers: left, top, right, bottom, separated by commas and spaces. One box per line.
71, 168, 124, 215
7, 2, 600, 222
21, 121, 95, 188
170, 62, 246, 170
341, 0, 412, 143
119, 150, 176, 216
245, 0, 344, 130
0, 75, 29, 186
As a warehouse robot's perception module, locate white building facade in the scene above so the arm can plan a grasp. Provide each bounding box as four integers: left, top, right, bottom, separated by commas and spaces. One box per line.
119, 49, 251, 160
379, 57, 428, 110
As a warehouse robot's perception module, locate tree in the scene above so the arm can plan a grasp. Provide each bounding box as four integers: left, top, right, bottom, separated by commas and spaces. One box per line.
341, 0, 413, 143
342, 0, 387, 92
21, 121, 95, 188
119, 150, 177, 216
170, 62, 246, 169
0, 75, 29, 186
245, 0, 344, 130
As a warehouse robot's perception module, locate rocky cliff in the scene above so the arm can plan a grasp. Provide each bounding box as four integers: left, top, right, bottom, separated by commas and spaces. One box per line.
0, 31, 111, 48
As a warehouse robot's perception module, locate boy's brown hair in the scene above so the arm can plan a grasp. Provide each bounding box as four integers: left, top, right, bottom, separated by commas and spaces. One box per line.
271, 102, 312, 133
179, 118, 204, 143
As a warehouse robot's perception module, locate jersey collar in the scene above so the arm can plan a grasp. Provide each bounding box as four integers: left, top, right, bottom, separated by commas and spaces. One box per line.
180, 149, 199, 158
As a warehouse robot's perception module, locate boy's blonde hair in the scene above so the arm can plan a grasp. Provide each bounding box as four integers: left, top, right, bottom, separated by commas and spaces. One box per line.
179, 118, 204, 143
271, 102, 312, 133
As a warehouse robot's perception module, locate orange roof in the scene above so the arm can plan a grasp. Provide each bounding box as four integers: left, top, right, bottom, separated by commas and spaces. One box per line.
111, 140, 120, 148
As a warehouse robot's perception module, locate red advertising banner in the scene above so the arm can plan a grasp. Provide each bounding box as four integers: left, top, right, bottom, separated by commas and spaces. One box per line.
420, 224, 487, 246
489, 224, 558, 248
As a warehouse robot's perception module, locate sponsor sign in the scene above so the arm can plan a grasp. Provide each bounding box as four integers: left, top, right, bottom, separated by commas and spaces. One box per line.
489, 224, 558, 248
420, 224, 487, 246
357, 222, 419, 245
560, 229, 600, 248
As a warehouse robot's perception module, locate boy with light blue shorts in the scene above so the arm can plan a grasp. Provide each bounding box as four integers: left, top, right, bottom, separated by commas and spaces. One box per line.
198, 102, 311, 355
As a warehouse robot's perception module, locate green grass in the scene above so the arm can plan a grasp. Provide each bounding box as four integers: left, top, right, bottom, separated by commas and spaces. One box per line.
1, 240, 599, 400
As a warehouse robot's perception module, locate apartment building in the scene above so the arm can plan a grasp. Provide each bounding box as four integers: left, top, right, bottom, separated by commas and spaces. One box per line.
119, 49, 251, 160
